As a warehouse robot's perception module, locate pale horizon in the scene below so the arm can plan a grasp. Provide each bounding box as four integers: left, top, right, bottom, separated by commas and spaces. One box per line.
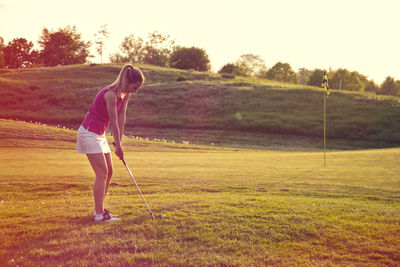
1, 0, 399, 84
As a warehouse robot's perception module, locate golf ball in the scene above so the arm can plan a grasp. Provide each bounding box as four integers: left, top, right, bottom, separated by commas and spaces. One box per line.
161, 214, 166, 218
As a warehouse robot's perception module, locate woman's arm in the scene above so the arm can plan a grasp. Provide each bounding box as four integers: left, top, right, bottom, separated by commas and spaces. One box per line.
104, 90, 123, 160
118, 93, 131, 141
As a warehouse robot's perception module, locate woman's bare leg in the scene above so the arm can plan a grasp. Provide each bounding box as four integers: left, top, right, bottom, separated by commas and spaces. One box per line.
87, 153, 108, 215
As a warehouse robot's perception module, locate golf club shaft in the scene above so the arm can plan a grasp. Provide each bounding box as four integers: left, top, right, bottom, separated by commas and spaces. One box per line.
113, 142, 155, 220
122, 159, 155, 220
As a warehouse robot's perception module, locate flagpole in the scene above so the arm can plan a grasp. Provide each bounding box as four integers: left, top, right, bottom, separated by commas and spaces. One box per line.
324, 91, 326, 167
322, 71, 329, 167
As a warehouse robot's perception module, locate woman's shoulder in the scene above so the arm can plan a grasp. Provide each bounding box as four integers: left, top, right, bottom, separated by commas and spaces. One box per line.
102, 84, 115, 92
103, 88, 118, 103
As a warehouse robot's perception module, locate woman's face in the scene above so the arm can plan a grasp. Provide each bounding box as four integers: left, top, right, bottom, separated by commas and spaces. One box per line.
126, 82, 142, 94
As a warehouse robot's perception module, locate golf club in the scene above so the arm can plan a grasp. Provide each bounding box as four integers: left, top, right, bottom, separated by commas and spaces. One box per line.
113, 142, 155, 220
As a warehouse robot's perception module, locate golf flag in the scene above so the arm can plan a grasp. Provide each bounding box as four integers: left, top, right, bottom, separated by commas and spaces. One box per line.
322, 71, 329, 166
322, 71, 330, 96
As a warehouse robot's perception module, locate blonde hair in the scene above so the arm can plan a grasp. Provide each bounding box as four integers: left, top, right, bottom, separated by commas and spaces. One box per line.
110, 64, 145, 96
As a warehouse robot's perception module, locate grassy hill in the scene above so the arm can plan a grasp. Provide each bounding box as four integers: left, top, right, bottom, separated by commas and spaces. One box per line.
0, 63, 399, 149
1, 120, 399, 266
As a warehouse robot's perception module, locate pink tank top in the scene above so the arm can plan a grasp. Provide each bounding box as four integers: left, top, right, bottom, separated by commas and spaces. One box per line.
81, 86, 123, 135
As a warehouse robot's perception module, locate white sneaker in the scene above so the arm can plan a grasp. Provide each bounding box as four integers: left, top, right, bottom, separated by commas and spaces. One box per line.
105, 209, 118, 217
92, 209, 119, 217
94, 212, 121, 222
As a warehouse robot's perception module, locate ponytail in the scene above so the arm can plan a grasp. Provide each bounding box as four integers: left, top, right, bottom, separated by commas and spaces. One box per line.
110, 64, 145, 97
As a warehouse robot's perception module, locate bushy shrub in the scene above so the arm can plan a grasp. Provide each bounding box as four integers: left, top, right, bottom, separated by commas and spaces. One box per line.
169, 46, 210, 71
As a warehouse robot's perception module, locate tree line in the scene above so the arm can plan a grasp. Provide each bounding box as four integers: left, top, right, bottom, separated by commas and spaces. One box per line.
0, 25, 399, 96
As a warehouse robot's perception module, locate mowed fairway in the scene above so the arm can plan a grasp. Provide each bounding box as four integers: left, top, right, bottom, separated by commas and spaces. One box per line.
0, 120, 399, 266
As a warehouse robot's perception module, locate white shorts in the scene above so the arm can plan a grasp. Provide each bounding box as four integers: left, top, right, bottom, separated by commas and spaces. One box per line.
76, 125, 111, 154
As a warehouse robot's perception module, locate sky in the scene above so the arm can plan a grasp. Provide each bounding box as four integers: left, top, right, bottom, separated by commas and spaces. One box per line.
1, 0, 399, 84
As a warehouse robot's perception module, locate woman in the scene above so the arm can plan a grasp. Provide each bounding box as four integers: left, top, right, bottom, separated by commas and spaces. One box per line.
77, 64, 145, 222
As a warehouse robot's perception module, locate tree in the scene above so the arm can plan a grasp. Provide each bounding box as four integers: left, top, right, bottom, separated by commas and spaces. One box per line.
169, 46, 210, 71
142, 31, 175, 66
330, 68, 364, 92
218, 63, 247, 76
297, 68, 311, 85
0, 37, 5, 68
39, 26, 91, 66
218, 63, 236, 74
363, 80, 379, 94
110, 34, 144, 63
380, 76, 398, 96
359, 74, 379, 94
265, 62, 298, 83
109, 52, 128, 63
396, 81, 400, 96
110, 31, 174, 66
94, 24, 109, 64
307, 69, 324, 87
2, 38, 37, 68
235, 54, 266, 77
347, 72, 365, 92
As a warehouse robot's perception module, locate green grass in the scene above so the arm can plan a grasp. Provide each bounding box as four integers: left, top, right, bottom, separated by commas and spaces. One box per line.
0, 64, 399, 149
1, 119, 399, 266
